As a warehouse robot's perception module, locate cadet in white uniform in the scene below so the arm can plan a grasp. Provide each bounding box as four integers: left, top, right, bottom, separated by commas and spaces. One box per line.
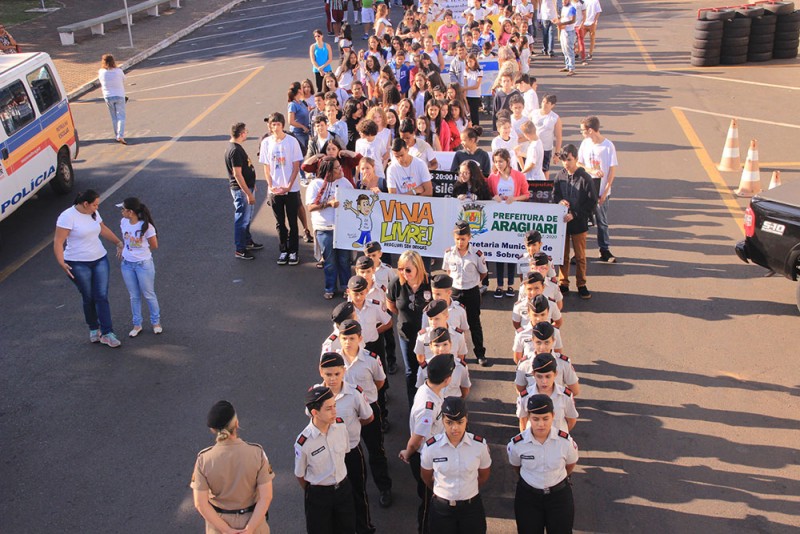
315, 353, 376, 534
512, 272, 563, 330
399, 353, 455, 534
422, 274, 469, 332
507, 394, 579, 534
515, 353, 578, 433
420, 397, 491, 533
415, 299, 468, 362
416, 327, 472, 398
294, 386, 356, 534
442, 221, 489, 366
514, 321, 579, 395
337, 319, 394, 508
321, 301, 358, 355
364, 241, 398, 375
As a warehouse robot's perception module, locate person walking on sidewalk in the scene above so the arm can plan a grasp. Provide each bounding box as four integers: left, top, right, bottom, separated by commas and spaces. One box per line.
225, 123, 262, 260
98, 54, 127, 145
260, 112, 304, 266
578, 115, 618, 263
556, 0, 578, 76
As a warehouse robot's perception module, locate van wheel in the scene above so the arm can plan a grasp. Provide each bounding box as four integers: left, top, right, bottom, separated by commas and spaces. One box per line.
51, 149, 74, 194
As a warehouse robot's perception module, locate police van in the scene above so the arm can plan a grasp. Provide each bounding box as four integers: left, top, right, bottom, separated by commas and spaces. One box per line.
0, 52, 78, 223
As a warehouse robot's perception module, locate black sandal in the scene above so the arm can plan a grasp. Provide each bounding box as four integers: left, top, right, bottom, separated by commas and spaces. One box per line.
303, 229, 313, 243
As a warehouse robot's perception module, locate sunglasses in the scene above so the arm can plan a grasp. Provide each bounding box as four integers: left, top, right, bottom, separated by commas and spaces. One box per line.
401, 267, 414, 273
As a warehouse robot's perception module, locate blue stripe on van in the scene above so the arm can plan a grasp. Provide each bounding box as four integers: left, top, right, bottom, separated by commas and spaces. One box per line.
0, 100, 69, 156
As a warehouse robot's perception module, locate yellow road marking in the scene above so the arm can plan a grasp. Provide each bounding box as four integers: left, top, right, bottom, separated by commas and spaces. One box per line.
671, 108, 744, 233
0, 67, 264, 284
135, 93, 226, 101
758, 162, 800, 167
609, 0, 656, 72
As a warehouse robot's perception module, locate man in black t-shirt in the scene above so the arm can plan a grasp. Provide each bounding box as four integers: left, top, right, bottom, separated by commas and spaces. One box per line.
225, 122, 262, 260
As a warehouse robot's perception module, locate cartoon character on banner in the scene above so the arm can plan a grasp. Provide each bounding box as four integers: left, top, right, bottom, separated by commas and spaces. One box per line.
344, 192, 380, 248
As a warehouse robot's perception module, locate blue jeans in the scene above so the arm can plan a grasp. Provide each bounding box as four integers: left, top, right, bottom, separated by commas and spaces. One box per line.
121, 258, 161, 327
542, 20, 557, 54
494, 261, 516, 286
397, 335, 420, 408
316, 229, 351, 293
560, 29, 576, 71
231, 188, 254, 252
104, 96, 126, 139
67, 255, 113, 335
595, 197, 611, 251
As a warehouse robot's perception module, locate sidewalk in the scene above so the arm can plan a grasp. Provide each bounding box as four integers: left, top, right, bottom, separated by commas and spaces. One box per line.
7, 0, 245, 96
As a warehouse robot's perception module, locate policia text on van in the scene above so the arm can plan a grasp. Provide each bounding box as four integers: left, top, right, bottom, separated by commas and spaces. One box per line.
0, 52, 78, 221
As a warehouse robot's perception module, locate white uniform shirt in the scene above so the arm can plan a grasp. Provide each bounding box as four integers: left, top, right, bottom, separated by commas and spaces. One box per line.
512, 322, 564, 353
421, 299, 469, 332
507, 426, 578, 490
352, 299, 391, 344
517, 252, 557, 281
421, 432, 491, 501
373, 261, 393, 291
414, 325, 468, 360
417, 356, 471, 398
310, 382, 373, 450
409, 383, 444, 439
578, 137, 618, 197
514, 352, 579, 390
340, 349, 386, 404
512, 296, 563, 327
515, 384, 578, 432
442, 245, 488, 290
386, 156, 432, 194
365, 284, 388, 311
258, 134, 304, 193
294, 419, 350, 485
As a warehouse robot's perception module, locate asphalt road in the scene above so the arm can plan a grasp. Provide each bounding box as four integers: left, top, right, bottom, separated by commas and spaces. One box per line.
1, 0, 799, 532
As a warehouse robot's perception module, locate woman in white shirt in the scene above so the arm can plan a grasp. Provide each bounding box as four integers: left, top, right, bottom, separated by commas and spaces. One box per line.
98, 54, 127, 144
54, 190, 124, 348
305, 157, 354, 299
118, 197, 162, 338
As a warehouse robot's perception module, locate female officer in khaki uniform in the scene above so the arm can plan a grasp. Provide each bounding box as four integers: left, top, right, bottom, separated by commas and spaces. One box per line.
191, 400, 275, 533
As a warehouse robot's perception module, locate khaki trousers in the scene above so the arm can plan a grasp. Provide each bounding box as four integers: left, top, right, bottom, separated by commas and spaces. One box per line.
206, 512, 269, 534
560, 231, 588, 288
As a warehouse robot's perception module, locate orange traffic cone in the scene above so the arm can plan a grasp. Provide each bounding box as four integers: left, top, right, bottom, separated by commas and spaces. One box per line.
768, 170, 781, 190
718, 119, 741, 172
735, 139, 761, 197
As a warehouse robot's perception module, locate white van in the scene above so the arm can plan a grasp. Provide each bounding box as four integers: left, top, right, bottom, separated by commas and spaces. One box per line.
0, 52, 78, 222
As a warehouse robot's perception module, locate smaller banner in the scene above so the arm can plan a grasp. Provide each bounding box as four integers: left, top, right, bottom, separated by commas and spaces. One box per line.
527, 180, 555, 203
431, 170, 459, 197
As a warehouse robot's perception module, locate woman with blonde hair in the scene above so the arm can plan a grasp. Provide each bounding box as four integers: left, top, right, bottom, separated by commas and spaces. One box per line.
191, 401, 274, 534
386, 250, 433, 406
98, 54, 127, 144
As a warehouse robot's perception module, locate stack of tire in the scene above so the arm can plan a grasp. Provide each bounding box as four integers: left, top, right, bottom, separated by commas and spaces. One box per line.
721, 9, 752, 64
774, 3, 800, 59
693, 14, 726, 66
747, 8, 778, 62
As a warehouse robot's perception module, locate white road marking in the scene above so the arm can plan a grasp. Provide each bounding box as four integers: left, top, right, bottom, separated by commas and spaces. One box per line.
177, 14, 319, 43
180, 5, 319, 36
231, 0, 305, 13
151, 31, 298, 60
130, 50, 268, 77
673, 106, 800, 130
664, 71, 800, 92
127, 67, 263, 94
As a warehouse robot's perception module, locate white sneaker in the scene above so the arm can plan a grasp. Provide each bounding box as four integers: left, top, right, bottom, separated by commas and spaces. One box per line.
153, 325, 163, 335
129, 326, 143, 338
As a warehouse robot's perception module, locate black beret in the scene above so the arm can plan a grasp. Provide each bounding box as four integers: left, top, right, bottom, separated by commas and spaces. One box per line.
320, 352, 345, 368
526, 393, 554, 414
533, 251, 550, 266
332, 301, 355, 324
530, 294, 550, 314
424, 299, 448, 317
525, 230, 542, 245
524, 271, 545, 285
532, 321, 554, 340
364, 241, 382, 253
340, 318, 362, 335
431, 273, 453, 289
532, 352, 557, 374
305, 386, 334, 409
356, 256, 375, 270
207, 400, 236, 430
454, 221, 471, 236
348, 275, 368, 292
441, 396, 468, 420
430, 326, 450, 344
427, 353, 455, 383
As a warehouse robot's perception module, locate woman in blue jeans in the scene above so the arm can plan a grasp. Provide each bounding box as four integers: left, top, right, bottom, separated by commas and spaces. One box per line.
118, 197, 162, 337
54, 190, 124, 348
98, 54, 127, 144
305, 156, 354, 299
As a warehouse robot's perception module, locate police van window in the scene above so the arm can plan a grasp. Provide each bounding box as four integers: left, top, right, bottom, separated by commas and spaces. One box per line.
26, 66, 61, 114
0, 81, 35, 136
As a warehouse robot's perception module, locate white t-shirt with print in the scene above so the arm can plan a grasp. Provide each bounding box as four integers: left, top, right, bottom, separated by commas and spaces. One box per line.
578, 137, 618, 196
259, 134, 304, 192
120, 219, 157, 262
305, 178, 354, 230
386, 157, 432, 194
56, 206, 106, 262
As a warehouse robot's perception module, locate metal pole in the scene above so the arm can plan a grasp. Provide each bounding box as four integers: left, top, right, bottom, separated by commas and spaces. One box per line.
40, 0, 46, 9
123, 0, 134, 48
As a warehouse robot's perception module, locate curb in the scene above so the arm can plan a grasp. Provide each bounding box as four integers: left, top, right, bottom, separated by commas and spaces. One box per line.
67, 0, 249, 100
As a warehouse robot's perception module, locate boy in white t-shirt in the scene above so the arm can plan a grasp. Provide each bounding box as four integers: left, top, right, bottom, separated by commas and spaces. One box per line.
355, 119, 389, 179
491, 116, 520, 170
386, 138, 433, 196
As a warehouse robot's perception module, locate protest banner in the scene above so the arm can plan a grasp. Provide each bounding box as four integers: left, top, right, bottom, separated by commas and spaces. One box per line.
334, 190, 567, 263
527, 180, 555, 203
430, 170, 458, 197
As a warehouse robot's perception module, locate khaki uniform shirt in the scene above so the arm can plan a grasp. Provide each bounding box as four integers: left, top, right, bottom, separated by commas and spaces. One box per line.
191, 440, 275, 510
